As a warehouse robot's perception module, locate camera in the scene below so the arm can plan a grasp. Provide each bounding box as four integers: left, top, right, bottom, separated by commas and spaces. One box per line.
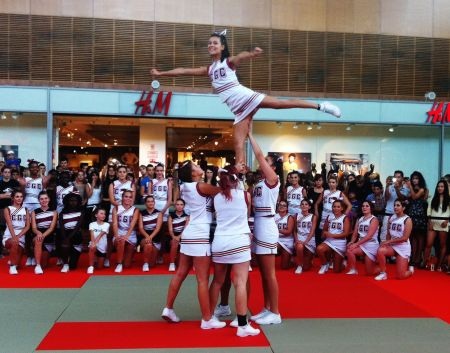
392, 177, 397, 183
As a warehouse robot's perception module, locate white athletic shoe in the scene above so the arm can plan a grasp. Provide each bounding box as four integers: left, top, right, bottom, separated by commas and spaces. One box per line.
237, 323, 260, 337
25, 257, 33, 266
408, 266, 415, 274
319, 101, 341, 118
34, 265, 43, 275
375, 272, 387, 281
346, 268, 358, 275
114, 264, 123, 273
161, 307, 181, 323
61, 264, 70, 273
214, 304, 232, 317
142, 263, 150, 272
229, 316, 239, 328
294, 265, 303, 274
250, 308, 269, 321
103, 259, 110, 268
200, 317, 226, 330
255, 311, 282, 325
87, 266, 94, 274
318, 264, 329, 275
168, 263, 176, 272
9, 265, 18, 275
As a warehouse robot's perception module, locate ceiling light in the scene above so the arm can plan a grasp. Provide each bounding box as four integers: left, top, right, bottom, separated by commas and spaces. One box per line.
388, 126, 395, 133
104, 144, 108, 148
307, 123, 313, 130
214, 141, 219, 146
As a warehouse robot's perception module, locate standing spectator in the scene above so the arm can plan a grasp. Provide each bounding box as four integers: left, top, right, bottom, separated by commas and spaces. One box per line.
0, 166, 20, 256
5, 150, 21, 170
366, 181, 385, 230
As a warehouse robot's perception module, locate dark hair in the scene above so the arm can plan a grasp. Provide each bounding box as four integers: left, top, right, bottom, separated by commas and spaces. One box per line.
394, 198, 408, 209
94, 207, 106, 216
431, 180, 449, 213
60, 156, 68, 163
28, 160, 39, 168
394, 170, 404, 178
372, 181, 383, 189
410, 171, 426, 189
218, 167, 239, 201
210, 33, 230, 62
205, 166, 218, 186
175, 198, 185, 205
300, 199, 313, 208
62, 192, 82, 211
117, 165, 127, 172
332, 199, 345, 209
11, 189, 24, 200
177, 160, 193, 183
361, 200, 374, 212
313, 174, 323, 182
144, 195, 155, 203
38, 191, 50, 199
1, 166, 11, 173
87, 170, 101, 188
288, 153, 296, 158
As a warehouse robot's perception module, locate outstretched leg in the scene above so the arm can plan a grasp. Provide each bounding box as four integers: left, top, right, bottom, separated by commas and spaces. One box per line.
259, 96, 341, 118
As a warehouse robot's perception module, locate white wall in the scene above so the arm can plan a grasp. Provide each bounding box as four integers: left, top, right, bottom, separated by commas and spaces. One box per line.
253, 122, 442, 187
139, 122, 166, 166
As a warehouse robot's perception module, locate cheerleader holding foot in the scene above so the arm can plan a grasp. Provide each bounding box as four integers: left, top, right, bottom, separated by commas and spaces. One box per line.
87, 208, 110, 274
151, 30, 341, 172
294, 199, 317, 274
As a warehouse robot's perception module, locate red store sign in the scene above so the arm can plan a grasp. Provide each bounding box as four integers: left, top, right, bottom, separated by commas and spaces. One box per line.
426, 102, 450, 124
135, 89, 172, 116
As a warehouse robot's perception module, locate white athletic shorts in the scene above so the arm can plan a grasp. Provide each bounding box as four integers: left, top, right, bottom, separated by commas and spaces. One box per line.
252, 217, 278, 255
212, 233, 251, 264
2, 234, 25, 248
180, 223, 211, 257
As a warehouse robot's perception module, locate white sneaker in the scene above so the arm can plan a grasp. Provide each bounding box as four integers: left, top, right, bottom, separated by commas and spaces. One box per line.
168, 263, 176, 272
114, 264, 123, 273
200, 317, 226, 330
250, 308, 269, 321
61, 264, 70, 273
31, 258, 37, 266
56, 258, 63, 266
319, 101, 341, 118
375, 272, 387, 281
9, 265, 18, 275
25, 257, 33, 266
229, 316, 239, 327
294, 265, 303, 274
142, 263, 149, 272
103, 259, 110, 268
237, 323, 260, 337
318, 264, 328, 275
346, 268, 358, 275
328, 261, 334, 270
87, 266, 94, 274
34, 265, 43, 275
161, 307, 181, 323
408, 265, 415, 274
214, 304, 232, 317
255, 311, 282, 325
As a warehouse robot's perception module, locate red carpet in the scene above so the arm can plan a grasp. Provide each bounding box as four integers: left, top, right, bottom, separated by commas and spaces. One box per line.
36, 321, 269, 350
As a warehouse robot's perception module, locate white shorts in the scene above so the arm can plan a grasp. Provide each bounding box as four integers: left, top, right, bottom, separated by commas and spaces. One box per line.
225, 86, 265, 124
278, 236, 294, 255
180, 223, 211, 257
297, 234, 316, 253
324, 238, 347, 257
212, 233, 251, 264
115, 231, 137, 247
89, 238, 107, 254
252, 217, 278, 255
391, 241, 411, 259
360, 241, 379, 262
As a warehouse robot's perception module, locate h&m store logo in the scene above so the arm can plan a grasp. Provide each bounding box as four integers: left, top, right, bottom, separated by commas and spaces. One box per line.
135, 89, 172, 116
426, 102, 450, 124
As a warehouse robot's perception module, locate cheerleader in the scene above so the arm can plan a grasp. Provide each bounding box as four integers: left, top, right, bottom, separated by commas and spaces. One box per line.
375, 199, 413, 280
87, 208, 110, 274
294, 199, 317, 274
108, 165, 135, 221
275, 201, 295, 269
31, 191, 57, 274
284, 171, 307, 216
3, 190, 30, 274
112, 190, 139, 273
151, 31, 341, 172
167, 198, 189, 272
317, 200, 351, 274
138, 195, 163, 272
161, 160, 224, 330
59, 192, 84, 273
346, 201, 379, 275
209, 168, 259, 337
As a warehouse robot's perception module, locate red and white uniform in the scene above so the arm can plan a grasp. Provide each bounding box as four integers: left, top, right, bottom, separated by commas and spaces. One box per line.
116, 205, 137, 245
109, 179, 133, 221
212, 189, 251, 263
152, 178, 170, 221
275, 213, 294, 255
356, 215, 379, 262
388, 214, 411, 259
296, 213, 316, 253
286, 185, 304, 215
2, 206, 27, 247
208, 59, 265, 124
170, 211, 188, 235
320, 190, 343, 229
179, 182, 212, 256
141, 209, 161, 244
34, 208, 56, 251
323, 214, 347, 257
61, 211, 83, 251
252, 179, 280, 255
24, 177, 43, 211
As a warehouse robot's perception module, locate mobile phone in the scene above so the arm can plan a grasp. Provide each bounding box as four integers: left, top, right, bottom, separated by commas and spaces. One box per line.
392, 177, 397, 183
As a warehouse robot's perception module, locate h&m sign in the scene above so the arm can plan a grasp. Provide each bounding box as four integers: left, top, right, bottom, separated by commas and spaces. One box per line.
426, 102, 450, 124
135, 90, 172, 116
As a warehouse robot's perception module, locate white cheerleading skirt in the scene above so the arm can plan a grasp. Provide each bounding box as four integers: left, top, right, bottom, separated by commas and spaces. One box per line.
359, 241, 379, 262
278, 236, 294, 255
225, 86, 265, 124
252, 217, 278, 255
391, 240, 411, 259
297, 234, 316, 253
180, 223, 211, 257
323, 238, 347, 257
212, 233, 251, 264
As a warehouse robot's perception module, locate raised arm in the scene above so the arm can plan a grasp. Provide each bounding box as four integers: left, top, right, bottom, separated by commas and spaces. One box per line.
228, 47, 263, 67
151, 67, 207, 77
248, 132, 278, 185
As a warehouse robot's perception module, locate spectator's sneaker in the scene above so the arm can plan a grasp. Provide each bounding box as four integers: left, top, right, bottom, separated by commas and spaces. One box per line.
255, 312, 282, 325
214, 304, 231, 317
61, 264, 70, 273
142, 263, 150, 272
200, 317, 226, 329
114, 264, 123, 273
346, 268, 358, 275
375, 272, 387, 281
250, 308, 269, 321
34, 265, 43, 275
237, 324, 260, 337
319, 101, 341, 118
25, 257, 33, 266
294, 265, 303, 274
9, 265, 18, 275
31, 257, 37, 266
318, 264, 328, 275
229, 316, 239, 327
168, 263, 176, 272
161, 307, 180, 323
87, 266, 94, 274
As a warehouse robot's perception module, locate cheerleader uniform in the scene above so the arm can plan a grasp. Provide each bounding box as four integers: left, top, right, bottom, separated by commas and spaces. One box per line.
141, 209, 162, 250
212, 189, 251, 263
179, 182, 212, 257
296, 213, 316, 253
208, 59, 265, 124
275, 213, 294, 255
169, 211, 188, 236
116, 205, 137, 246
109, 179, 133, 222
252, 179, 280, 255
356, 215, 379, 262
286, 185, 304, 216
323, 214, 347, 257
61, 211, 83, 252
23, 177, 43, 212
388, 214, 411, 259
152, 178, 170, 221
2, 206, 27, 248
33, 208, 56, 252
88, 221, 110, 255
320, 190, 343, 229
